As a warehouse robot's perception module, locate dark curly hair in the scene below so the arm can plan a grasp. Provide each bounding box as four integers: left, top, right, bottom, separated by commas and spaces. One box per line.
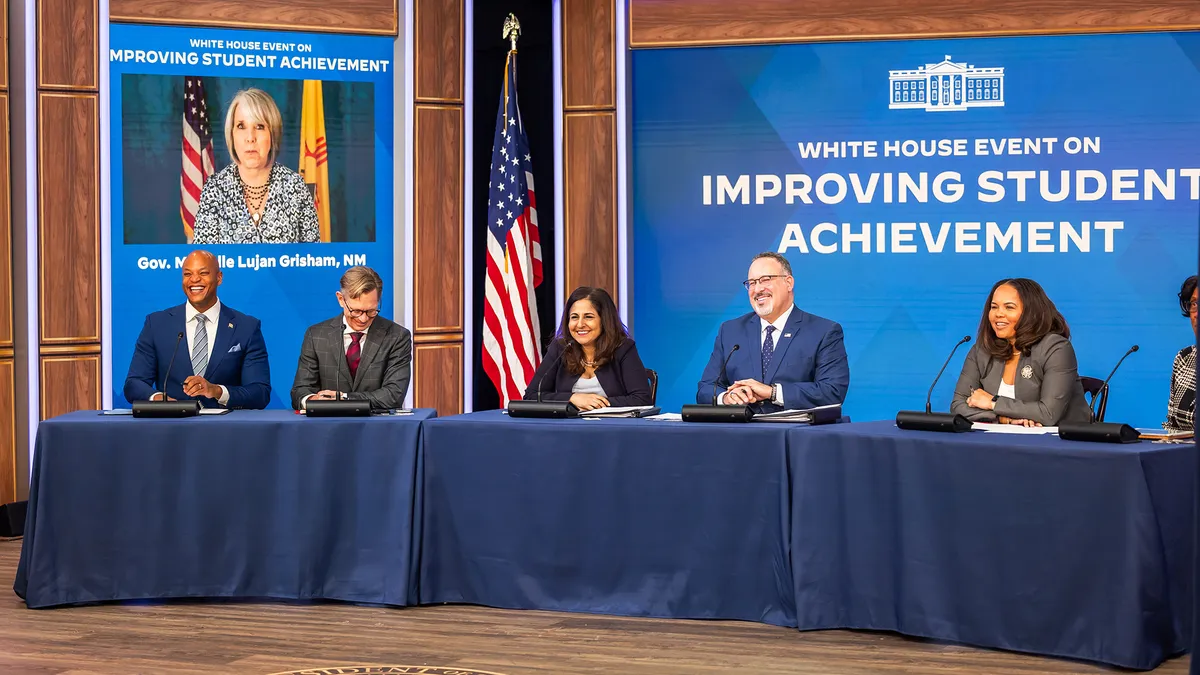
1178, 275, 1198, 316
976, 278, 1070, 359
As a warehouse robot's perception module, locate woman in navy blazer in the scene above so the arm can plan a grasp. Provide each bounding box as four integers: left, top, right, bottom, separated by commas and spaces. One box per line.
522, 286, 652, 410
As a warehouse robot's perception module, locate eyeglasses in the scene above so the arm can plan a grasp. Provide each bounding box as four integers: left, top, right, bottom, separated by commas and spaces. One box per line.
743, 275, 787, 290
346, 308, 380, 319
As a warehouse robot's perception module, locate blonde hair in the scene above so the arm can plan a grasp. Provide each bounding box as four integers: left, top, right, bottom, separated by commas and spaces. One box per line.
340, 266, 383, 299
223, 88, 283, 165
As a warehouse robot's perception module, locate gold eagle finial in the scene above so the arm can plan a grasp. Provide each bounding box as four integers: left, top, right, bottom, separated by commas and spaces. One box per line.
503, 13, 521, 52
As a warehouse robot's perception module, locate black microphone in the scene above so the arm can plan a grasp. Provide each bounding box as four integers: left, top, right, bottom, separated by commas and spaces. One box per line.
926, 335, 971, 413
160, 331, 185, 401
712, 344, 741, 405
536, 342, 568, 403
1091, 345, 1138, 418
506, 340, 576, 418
896, 335, 973, 433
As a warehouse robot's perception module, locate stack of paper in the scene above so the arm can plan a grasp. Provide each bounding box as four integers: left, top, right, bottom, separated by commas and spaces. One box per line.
579, 405, 661, 418
751, 403, 841, 424
970, 422, 1058, 435
1136, 427, 1194, 440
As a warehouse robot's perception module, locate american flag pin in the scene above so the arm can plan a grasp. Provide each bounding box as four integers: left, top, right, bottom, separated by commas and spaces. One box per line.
783, 333, 792, 338
227, 323, 233, 328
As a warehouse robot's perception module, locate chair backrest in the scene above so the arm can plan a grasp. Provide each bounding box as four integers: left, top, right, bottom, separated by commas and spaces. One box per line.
646, 369, 658, 405
1079, 376, 1107, 422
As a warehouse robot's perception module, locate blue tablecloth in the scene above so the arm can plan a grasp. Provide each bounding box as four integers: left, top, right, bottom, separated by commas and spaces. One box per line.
418, 410, 797, 626
787, 421, 1195, 670
14, 409, 435, 608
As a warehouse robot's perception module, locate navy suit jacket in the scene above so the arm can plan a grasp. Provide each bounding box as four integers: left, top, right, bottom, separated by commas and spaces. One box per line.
523, 338, 653, 407
123, 302, 272, 409
696, 306, 849, 411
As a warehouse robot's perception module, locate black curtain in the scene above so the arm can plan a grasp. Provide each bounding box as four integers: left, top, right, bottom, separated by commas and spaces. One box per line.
471, 3, 556, 411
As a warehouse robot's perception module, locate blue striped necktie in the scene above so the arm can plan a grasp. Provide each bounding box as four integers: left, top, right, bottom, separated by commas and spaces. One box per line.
191, 315, 209, 378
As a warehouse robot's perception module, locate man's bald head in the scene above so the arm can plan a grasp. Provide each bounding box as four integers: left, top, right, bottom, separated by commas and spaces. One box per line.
181, 249, 222, 312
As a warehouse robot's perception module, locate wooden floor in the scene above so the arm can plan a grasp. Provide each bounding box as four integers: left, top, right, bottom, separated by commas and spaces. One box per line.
0, 540, 1187, 675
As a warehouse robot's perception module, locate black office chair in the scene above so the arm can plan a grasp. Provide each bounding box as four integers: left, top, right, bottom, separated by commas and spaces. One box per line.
646, 369, 658, 405
1079, 376, 1107, 422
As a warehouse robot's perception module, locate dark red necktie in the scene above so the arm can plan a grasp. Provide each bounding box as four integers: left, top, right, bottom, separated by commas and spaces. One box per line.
346, 332, 364, 379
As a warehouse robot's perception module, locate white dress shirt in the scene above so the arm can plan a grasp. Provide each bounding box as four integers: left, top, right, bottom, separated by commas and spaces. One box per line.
720, 305, 793, 406
301, 320, 371, 409
153, 300, 229, 404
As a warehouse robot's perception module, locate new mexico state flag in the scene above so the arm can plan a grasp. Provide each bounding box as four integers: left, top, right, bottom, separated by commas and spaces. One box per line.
299, 80, 331, 242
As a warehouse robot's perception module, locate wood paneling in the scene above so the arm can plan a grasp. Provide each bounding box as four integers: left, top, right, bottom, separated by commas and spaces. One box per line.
629, 0, 1200, 47
110, 0, 398, 36
0, 539, 1188, 674
0, 94, 9, 349
37, 0, 98, 90
37, 93, 98, 344
0, 359, 13, 505
563, 0, 615, 110
413, 342, 462, 415
0, 0, 8, 91
415, 0, 464, 102
39, 353, 100, 420
563, 113, 617, 294
413, 105, 463, 332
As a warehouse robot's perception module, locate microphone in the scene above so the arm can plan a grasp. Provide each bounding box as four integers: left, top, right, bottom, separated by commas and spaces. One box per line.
161, 331, 185, 401
926, 335, 971, 413
507, 340, 577, 418
132, 330, 200, 418
536, 342, 568, 403
712, 344, 741, 405
896, 335, 973, 433
306, 322, 370, 417
683, 343, 753, 423
1091, 345, 1138, 419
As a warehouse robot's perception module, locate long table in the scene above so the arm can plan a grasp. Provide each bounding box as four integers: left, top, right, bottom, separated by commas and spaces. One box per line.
418, 410, 797, 626
418, 413, 1194, 670
14, 409, 434, 609
786, 421, 1194, 670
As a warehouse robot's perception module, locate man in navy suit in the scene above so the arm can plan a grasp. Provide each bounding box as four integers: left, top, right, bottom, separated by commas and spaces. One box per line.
696, 252, 849, 411
123, 249, 271, 408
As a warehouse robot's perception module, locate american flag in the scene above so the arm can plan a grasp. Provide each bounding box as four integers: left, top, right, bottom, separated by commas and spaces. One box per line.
180, 76, 215, 244
482, 51, 543, 405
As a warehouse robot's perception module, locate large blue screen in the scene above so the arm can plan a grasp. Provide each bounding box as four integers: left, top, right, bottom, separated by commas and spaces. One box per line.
633, 33, 1200, 424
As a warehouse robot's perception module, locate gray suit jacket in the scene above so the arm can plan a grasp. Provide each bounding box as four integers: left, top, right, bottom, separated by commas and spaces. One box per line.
290, 315, 412, 410
950, 333, 1092, 426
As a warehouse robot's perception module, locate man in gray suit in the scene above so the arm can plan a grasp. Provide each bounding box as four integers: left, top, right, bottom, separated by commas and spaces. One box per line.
291, 266, 412, 410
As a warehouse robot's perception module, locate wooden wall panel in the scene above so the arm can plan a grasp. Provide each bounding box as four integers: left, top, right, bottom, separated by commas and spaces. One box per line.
37, 0, 98, 89
563, 113, 617, 293
110, 0, 398, 36
412, 342, 462, 415
412, 0, 465, 413
37, 93, 98, 344
413, 106, 463, 332
561, 0, 620, 303
415, 0, 464, 102
39, 354, 100, 420
0, 94, 10, 348
629, 0, 1200, 47
0, 359, 13, 505
563, 0, 615, 110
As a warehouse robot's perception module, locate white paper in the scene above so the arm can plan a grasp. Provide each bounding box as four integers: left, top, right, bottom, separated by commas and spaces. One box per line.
971, 422, 1058, 434
579, 405, 658, 418
646, 413, 683, 421
199, 408, 231, 415
99, 409, 134, 415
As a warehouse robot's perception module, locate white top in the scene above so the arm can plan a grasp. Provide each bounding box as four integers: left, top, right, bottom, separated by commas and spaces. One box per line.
997, 380, 1016, 400
154, 300, 228, 404
572, 375, 607, 397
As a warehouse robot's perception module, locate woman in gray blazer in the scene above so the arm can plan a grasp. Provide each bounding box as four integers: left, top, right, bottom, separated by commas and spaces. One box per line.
951, 278, 1092, 427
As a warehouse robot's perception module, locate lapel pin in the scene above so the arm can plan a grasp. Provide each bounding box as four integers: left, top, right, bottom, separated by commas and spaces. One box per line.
227, 322, 234, 329
783, 333, 792, 338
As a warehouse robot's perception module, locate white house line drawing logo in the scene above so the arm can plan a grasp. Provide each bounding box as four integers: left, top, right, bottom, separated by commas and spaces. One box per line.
889, 55, 1004, 112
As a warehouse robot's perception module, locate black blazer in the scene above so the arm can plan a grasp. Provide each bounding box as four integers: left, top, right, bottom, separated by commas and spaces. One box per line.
523, 338, 653, 406
950, 333, 1092, 426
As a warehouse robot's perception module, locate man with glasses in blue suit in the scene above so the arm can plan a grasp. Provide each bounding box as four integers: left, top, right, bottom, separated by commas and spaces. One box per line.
696, 252, 850, 411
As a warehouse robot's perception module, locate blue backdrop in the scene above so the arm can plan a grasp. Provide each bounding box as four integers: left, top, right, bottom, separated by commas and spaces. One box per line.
632, 33, 1200, 425
109, 24, 394, 408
